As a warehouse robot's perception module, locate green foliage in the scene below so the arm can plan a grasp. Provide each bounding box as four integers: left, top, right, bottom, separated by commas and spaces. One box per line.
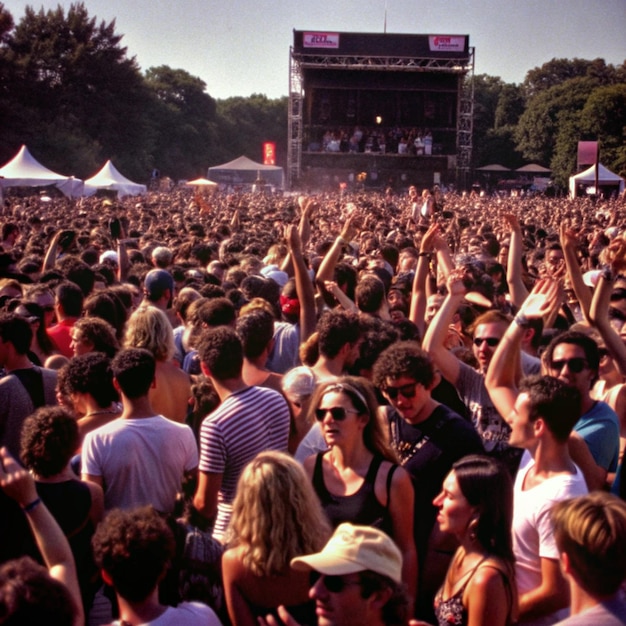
0, 2, 623, 189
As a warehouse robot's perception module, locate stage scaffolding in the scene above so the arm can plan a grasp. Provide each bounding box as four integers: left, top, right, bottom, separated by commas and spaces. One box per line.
288, 38, 474, 190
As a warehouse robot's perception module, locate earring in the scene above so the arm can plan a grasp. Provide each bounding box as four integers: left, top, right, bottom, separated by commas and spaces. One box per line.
468, 517, 479, 542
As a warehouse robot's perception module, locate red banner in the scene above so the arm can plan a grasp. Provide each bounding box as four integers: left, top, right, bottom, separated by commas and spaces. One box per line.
263, 142, 276, 165
578, 141, 598, 168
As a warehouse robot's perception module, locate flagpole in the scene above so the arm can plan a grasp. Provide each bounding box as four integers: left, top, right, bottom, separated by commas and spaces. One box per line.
384, 0, 388, 33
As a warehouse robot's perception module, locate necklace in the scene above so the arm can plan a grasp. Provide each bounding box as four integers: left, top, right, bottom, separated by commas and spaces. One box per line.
84, 408, 118, 418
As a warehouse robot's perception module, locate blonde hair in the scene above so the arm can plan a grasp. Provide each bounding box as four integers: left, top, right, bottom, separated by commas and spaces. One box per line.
227, 451, 331, 576
123, 305, 174, 361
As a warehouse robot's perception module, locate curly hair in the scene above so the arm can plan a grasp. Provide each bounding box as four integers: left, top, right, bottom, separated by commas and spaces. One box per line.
58, 352, 118, 409
227, 451, 331, 576
372, 340, 434, 389
0, 556, 74, 626
124, 305, 175, 362
20, 407, 78, 477
92, 506, 175, 603
72, 316, 119, 358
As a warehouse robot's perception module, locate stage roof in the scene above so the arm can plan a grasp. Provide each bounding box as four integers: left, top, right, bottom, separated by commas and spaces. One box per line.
293, 31, 470, 60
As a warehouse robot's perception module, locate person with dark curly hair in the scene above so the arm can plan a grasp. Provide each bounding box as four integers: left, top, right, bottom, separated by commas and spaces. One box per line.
19, 406, 103, 613
372, 341, 483, 622
92, 506, 221, 625
57, 352, 121, 445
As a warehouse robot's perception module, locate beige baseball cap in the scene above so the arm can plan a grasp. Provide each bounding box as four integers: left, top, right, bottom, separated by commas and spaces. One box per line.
291, 523, 402, 583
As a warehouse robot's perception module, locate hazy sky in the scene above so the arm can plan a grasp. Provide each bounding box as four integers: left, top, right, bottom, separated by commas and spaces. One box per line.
3, 0, 625, 99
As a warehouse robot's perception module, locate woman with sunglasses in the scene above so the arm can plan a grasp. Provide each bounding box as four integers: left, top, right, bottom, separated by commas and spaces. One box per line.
303, 376, 417, 607
414, 455, 517, 626
222, 451, 331, 626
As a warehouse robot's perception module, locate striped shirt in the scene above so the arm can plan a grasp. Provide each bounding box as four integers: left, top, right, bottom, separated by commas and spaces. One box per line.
198, 385, 290, 541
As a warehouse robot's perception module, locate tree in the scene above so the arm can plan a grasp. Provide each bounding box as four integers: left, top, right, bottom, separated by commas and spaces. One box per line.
580, 84, 626, 177
521, 57, 606, 99
144, 66, 218, 179
470, 74, 506, 166
214, 94, 288, 166
0, 2, 152, 179
515, 76, 601, 167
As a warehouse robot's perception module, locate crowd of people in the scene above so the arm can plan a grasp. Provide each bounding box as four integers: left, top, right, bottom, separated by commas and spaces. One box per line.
1, 182, 626, 626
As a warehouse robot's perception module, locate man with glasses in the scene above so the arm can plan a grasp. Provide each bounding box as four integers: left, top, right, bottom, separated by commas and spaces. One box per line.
542, 331, 619, 490
372, 341, 482, 621
262, 523, 411, 626
423, 271, 522, 472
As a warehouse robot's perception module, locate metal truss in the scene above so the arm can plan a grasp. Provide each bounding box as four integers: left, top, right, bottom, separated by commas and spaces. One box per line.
288, 46, 304, 189
291, 53, 473, 73
287, 47, 475, 189
456, 47, 475, 187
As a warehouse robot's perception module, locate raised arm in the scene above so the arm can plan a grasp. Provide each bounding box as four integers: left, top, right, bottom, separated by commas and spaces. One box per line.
502, 213, 529, 308
315, 214, 358, 287
286, 224, 316, 343
409, 223, 439, 336
422, 269, 466, 386
486, 280, 558, 418
42, 230, 63, 272
589, 238, 626, 376
560, 222, 592, 322
0, 447, 83, 626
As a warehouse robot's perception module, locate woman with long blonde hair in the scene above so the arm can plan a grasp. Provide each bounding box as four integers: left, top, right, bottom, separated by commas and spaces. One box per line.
222, 451, 331, 626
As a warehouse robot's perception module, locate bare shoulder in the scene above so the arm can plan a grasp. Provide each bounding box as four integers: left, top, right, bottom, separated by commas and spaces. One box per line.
469, 560, 510, 593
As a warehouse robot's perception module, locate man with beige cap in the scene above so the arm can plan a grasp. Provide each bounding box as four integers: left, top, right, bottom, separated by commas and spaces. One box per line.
261, 523, 410, 626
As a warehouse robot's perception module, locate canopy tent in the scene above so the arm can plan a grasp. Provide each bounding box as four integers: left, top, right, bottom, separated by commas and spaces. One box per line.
208, 155, 284, 189
569, 163, 624, 198
83, 160, 146, 198
516, 164, 551, 173
0, 145, 83, 197
476, 164, 510, 172
186, 177, 218, 187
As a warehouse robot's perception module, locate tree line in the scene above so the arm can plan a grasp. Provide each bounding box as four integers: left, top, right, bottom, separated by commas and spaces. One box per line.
0, 2, 624, 189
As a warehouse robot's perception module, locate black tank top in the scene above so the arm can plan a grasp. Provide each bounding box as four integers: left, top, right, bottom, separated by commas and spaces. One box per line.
312, 453, 396, 536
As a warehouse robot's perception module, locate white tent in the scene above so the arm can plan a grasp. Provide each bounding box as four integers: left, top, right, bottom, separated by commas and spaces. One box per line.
0, 144, 83, 197
208, 155, 284, 189
569, 163, 625, 198
83, 160, 147, 198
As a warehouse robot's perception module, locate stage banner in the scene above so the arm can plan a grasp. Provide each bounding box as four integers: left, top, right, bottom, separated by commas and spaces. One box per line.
578, 141, 598, 168
303, 32, 340, 48
428, 36, 466, 52
263, 142, 276, 165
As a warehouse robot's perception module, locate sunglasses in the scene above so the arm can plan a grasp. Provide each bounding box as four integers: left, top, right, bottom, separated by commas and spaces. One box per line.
473, 336, 500, 348
310, 571, 362, 593
383, 382, 418, 400
315, 407, 360, 422
610, 289, 626, 302
549, 357, 588, 374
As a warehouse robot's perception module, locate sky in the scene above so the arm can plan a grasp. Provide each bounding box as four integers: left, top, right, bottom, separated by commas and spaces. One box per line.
2, 0, 625, 100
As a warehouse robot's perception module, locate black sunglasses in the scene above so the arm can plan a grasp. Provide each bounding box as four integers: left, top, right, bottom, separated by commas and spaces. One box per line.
473, 336, 500, 347
549, 357, 588, 374
383, 382, 417, 400
310, 571, 362, 593
315, 407, 359, 422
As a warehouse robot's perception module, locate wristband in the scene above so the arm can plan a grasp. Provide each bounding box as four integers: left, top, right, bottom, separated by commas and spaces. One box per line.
337, 236, 347, 245
418, 251, 432, 258
514, 313, 530, 328
22, 497, 42, 513
600, 265, 615, 281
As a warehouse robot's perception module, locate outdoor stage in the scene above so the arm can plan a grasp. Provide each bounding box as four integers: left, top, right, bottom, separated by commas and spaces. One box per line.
288, 31, 474, 191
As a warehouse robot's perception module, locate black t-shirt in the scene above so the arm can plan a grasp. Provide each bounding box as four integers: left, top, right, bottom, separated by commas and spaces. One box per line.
386, 403, 484, 558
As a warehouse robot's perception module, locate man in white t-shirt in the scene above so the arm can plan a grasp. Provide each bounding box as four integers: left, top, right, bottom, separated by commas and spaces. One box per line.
82, 348, 198, 513
93, 507, 221, 626
491, 372, 588, 625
